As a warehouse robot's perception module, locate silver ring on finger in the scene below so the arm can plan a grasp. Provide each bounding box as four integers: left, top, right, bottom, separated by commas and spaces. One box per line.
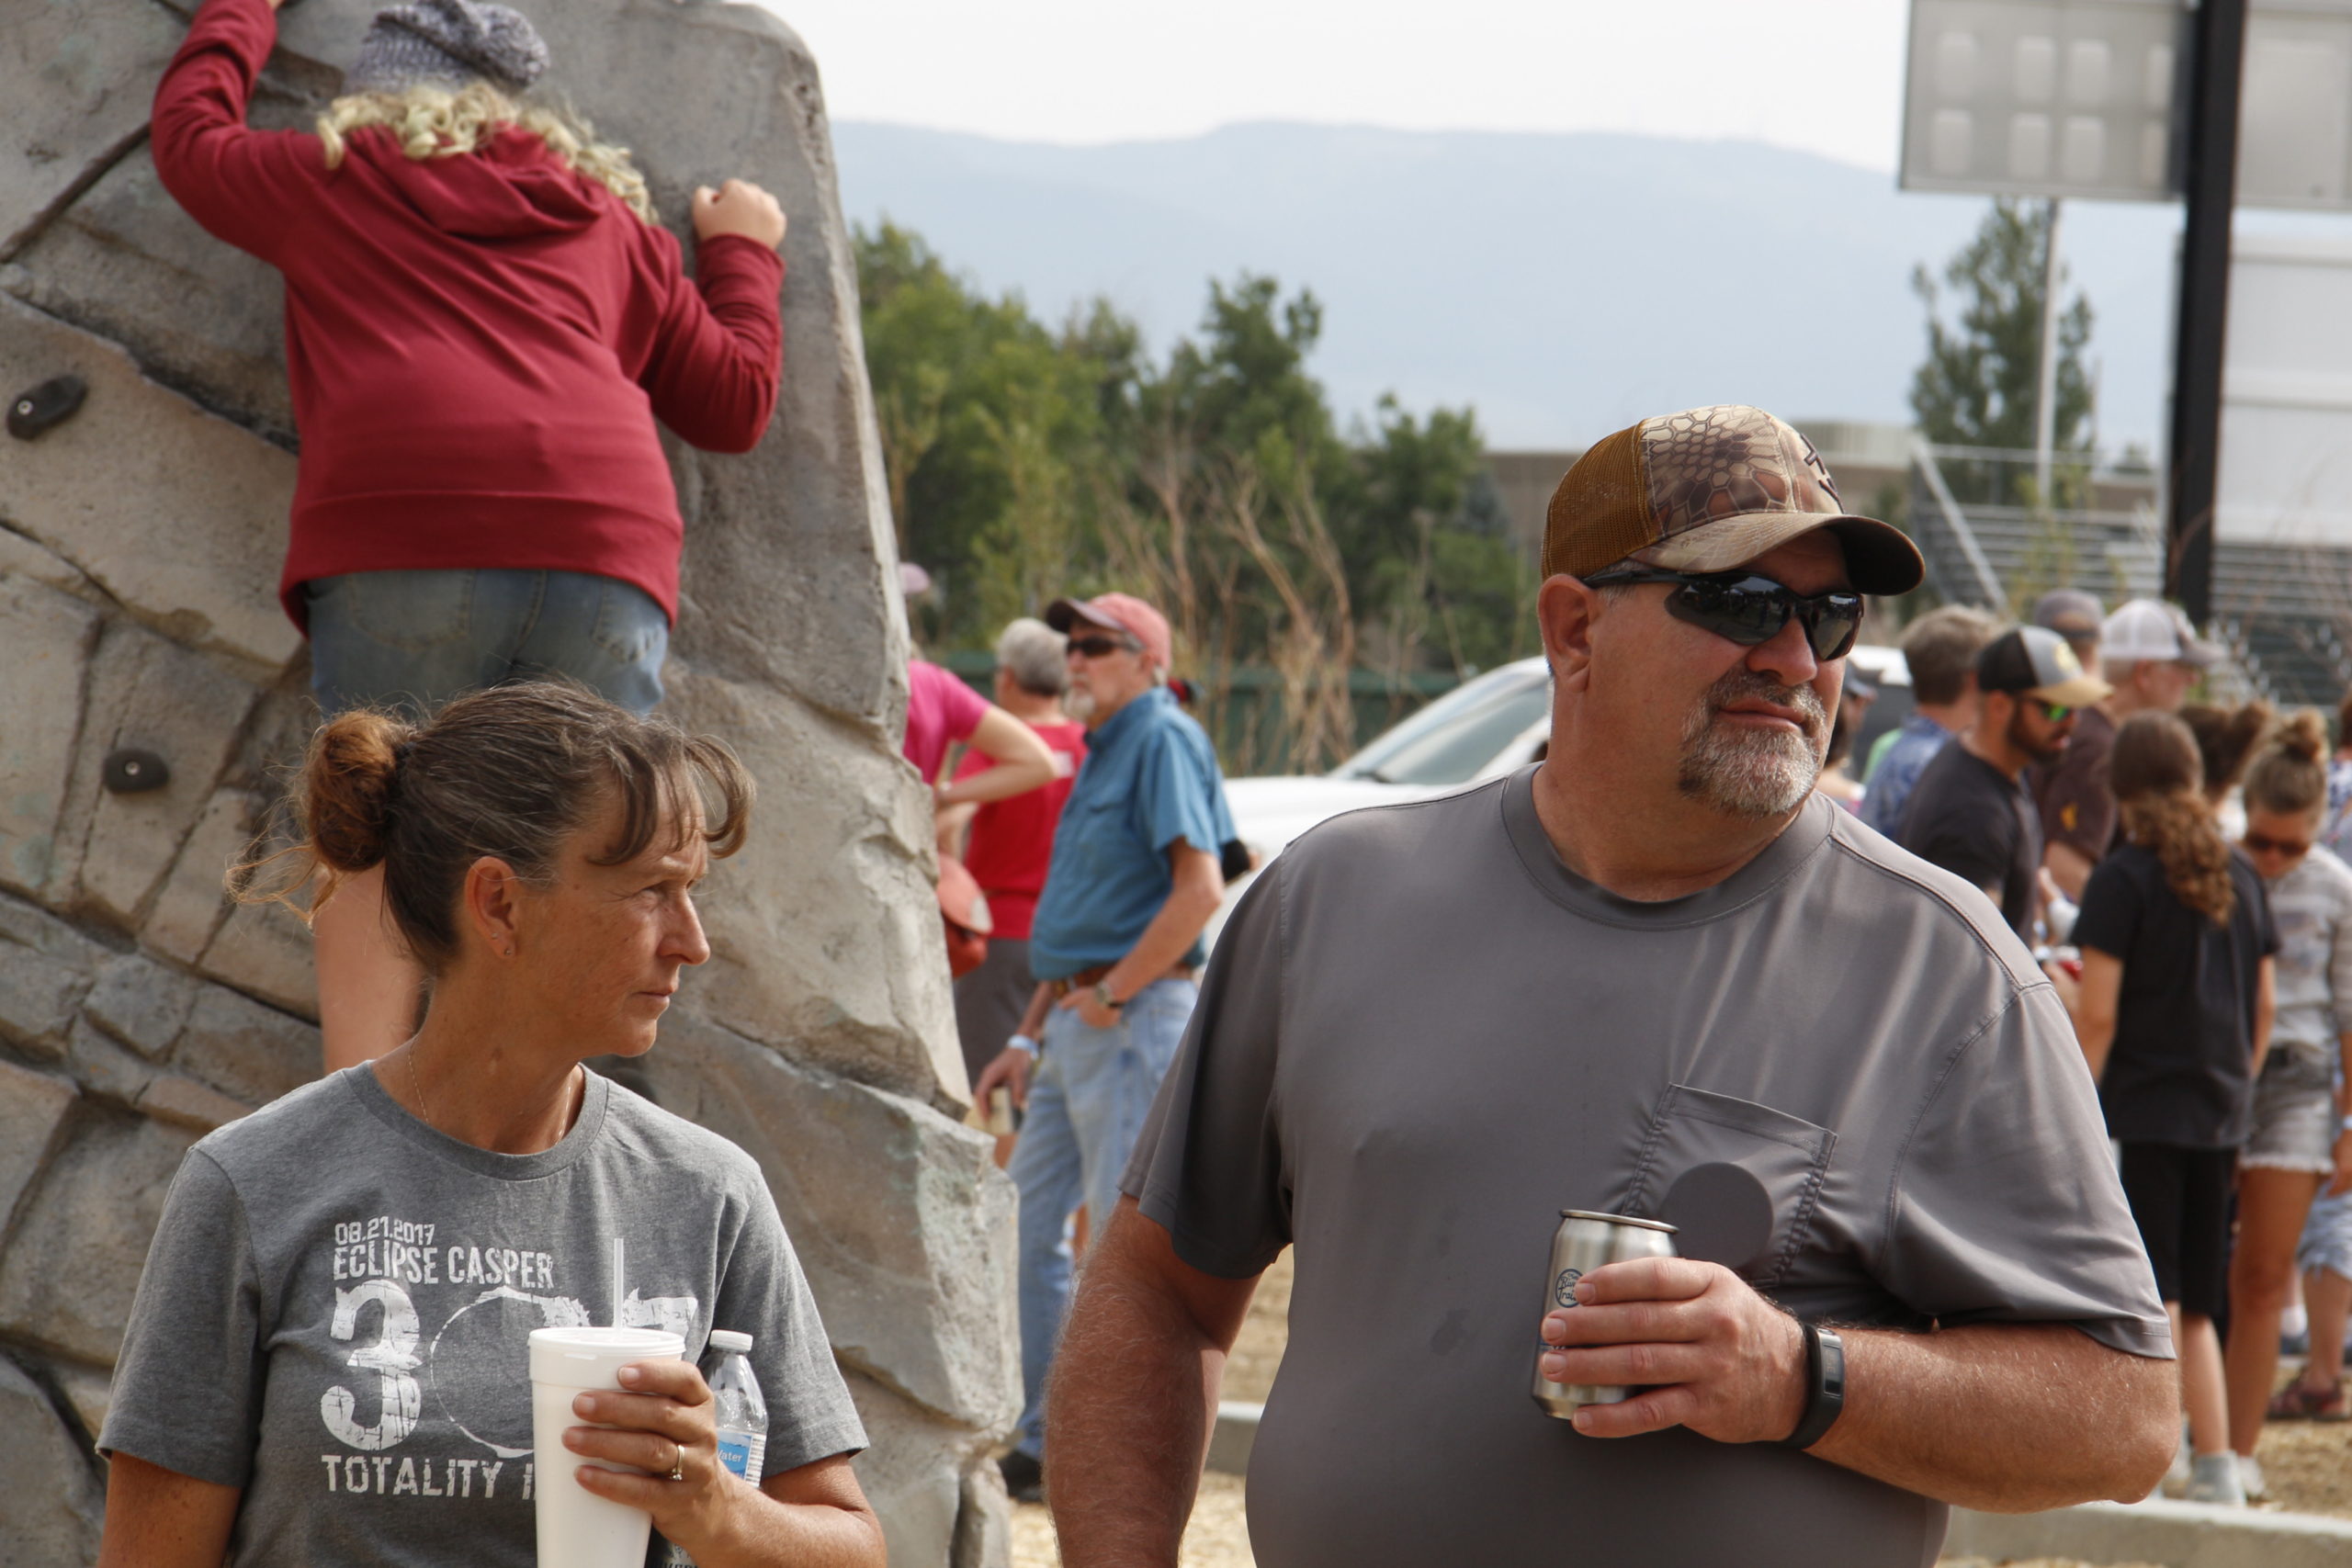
668, 1440, 684, 1482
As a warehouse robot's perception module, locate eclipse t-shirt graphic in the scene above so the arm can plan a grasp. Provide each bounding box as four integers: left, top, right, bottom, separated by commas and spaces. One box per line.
102, 1066, 865, 1568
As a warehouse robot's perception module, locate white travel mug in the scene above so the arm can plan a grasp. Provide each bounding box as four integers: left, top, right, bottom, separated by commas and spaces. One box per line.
529, 1325, 686, 1568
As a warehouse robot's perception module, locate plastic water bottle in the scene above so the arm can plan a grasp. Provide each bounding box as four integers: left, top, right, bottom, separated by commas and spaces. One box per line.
660, 1330, 768, 1567
707, 1329, 768, 1487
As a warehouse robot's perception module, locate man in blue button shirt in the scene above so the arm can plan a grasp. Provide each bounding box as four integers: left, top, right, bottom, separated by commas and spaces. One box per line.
974, 590, 1236, 1500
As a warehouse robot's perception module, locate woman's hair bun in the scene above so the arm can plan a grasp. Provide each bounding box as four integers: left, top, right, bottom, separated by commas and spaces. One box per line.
2279, 707, 2328, 764
304, 710, 415, 874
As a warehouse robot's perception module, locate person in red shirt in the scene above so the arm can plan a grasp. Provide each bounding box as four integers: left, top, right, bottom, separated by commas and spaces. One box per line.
940, 621, 1088, 1087
905, 651, 1054, 991
152, 0, 791, 1071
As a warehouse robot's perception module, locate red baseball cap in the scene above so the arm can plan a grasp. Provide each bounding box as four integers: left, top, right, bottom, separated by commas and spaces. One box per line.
1045, 593, 1173, 671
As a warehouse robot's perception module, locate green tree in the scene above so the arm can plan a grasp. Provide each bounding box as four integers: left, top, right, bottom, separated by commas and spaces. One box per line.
854, 222, 1131, 646
1350, 399, 1530, 678
1909, 197, 2095, 505
855, 229, 1524, 770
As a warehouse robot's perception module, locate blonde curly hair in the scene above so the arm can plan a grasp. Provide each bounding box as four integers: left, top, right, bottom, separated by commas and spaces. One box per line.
317, 83, 655, 224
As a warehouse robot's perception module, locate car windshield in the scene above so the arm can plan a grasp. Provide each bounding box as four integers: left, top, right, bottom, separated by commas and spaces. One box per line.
1332, 665, 1553, 786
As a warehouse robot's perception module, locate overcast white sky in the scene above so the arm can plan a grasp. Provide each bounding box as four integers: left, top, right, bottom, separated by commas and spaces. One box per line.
762, 0, 1915, 169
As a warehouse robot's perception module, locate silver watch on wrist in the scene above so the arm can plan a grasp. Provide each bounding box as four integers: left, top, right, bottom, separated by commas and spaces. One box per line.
1093, 979, 1125, 1012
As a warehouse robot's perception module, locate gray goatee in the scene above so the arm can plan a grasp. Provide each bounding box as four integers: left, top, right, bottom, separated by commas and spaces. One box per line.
1675, 669, 1829, 818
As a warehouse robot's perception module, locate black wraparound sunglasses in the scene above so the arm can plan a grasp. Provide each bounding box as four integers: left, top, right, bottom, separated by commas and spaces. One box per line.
1583, 567, 1866, 661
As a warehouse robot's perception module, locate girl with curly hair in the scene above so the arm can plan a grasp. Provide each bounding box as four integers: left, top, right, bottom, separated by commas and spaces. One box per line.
2072, 711, 2278, 1504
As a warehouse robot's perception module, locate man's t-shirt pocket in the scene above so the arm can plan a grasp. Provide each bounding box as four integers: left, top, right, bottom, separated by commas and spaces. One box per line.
1621, 1084, 1837, 1294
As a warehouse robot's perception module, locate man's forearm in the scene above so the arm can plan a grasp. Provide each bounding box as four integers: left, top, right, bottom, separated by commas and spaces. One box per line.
1809, 1323, 2174, 1510
1104, 851, 1223, 999
1048, 1239, 1225, 1567
2075, 1021, 2113, 1079
1106, 896, 1216, 997
2045, 842, 2095, 901
1020, 983, 1055, 1039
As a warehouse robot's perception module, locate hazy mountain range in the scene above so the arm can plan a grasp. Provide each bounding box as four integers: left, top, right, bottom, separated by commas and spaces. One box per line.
830, 120, 2190, 453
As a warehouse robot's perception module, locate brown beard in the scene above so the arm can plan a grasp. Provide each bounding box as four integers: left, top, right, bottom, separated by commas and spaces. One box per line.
2007, 704, 2066, 766
1675, 669, 1830, 818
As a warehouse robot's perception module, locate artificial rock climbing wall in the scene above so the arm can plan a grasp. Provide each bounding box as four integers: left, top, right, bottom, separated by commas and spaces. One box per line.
0, 4, 1018, 1563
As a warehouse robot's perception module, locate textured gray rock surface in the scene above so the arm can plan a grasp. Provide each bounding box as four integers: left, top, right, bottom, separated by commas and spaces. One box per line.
0, 1353, 105, 1568
0, 2, 184, 262
0, 4, 1011, 1562
0, 295, 300, 671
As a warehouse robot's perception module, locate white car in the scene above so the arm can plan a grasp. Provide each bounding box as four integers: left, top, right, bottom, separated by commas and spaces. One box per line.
1207, 657, 1553, 947
1208, 644, 1911, 948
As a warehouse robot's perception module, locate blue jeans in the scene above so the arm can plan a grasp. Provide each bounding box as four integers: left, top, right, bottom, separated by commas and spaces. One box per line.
1007, 976, 1198, 1461
305, 568, 668, 718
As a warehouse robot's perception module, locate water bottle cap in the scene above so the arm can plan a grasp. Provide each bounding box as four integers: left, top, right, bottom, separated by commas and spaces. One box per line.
708, 1328, 753, 1353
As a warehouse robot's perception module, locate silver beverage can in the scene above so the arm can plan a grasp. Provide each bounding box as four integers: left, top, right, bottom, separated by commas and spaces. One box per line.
1531, 1209, 1679, 1418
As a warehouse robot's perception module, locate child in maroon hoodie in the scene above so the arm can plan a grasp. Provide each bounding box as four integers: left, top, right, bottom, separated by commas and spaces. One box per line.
153, 0, 788, 1068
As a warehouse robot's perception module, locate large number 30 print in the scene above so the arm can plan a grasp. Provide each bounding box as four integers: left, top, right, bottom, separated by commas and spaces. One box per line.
321, 1280, 423, 1450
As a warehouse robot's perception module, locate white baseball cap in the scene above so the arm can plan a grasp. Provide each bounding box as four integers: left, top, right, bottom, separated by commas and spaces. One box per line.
2099, 599, 2221, 668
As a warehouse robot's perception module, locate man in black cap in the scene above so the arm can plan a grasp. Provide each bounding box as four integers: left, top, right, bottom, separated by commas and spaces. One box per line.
1900, 627, 2114, 941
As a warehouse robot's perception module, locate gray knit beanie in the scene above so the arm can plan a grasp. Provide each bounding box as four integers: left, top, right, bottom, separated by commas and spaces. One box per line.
345, 0, 551, 95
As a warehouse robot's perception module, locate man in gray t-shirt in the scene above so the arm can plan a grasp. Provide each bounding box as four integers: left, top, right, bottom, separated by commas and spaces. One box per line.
1042, 406, 2177, 1568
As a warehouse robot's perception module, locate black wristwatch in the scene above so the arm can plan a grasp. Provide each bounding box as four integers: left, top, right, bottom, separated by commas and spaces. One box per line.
1092, 979, 1125, 1012
1778, 1322, 1846, 1450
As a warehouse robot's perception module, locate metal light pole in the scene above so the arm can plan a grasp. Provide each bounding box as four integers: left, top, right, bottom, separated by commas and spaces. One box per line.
2033, 197, 2064, 511
2165, 0, 2250, 626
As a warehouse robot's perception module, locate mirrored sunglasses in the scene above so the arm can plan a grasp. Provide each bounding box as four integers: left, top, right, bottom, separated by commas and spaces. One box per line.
1582, 567, 1864, 662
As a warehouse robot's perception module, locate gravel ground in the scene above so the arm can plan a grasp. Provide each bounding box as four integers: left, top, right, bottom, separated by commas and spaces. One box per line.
1011, 1473, 1254, 1567
2230, 1355, 2352, 1518
1013, 1251, 2352, 1562
2256, 1412, 2352, 1517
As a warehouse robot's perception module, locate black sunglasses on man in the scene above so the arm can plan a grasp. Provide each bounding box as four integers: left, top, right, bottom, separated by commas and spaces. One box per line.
1581, 566, 1866, 662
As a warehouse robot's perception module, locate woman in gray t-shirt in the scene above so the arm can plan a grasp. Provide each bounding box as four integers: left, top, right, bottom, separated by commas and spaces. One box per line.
96, 684, 877, 1568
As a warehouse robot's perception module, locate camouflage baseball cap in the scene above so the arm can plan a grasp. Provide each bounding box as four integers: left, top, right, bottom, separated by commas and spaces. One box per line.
1543, 405, 1924, 597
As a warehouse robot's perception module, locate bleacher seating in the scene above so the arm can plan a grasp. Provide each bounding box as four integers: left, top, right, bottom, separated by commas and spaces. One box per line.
1905, 445, 2352, 706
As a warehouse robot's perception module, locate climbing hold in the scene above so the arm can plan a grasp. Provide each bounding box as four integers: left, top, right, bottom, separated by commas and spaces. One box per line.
7, 375, 86, 441
102, 749, 171, 795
